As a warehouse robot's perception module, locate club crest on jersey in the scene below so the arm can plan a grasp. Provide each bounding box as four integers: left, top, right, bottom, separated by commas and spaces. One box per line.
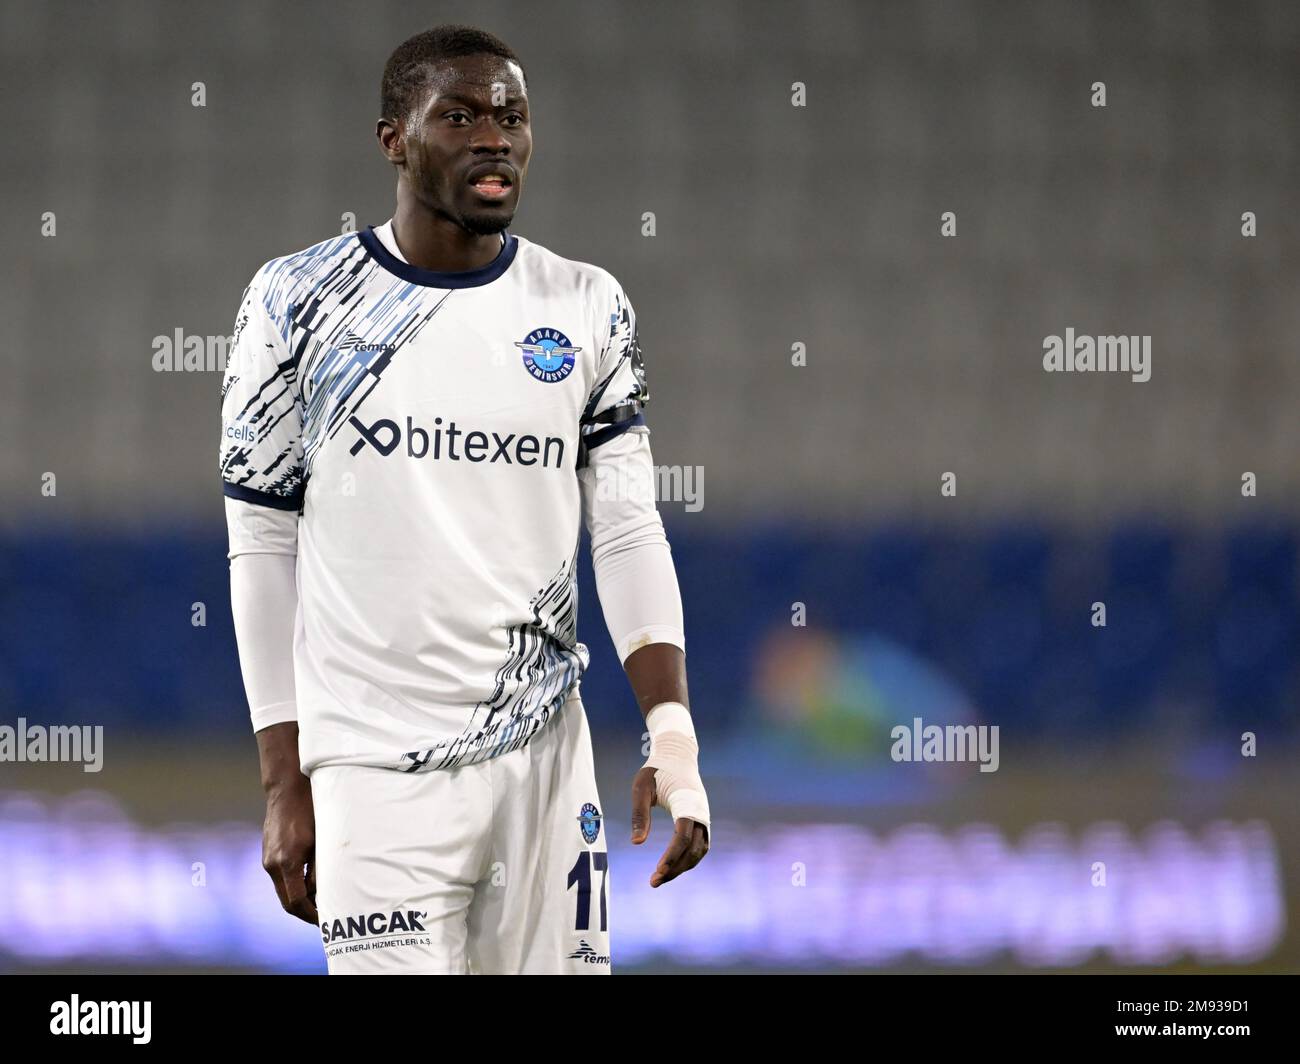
516, 327, 580, 383
578, 802, 602, 844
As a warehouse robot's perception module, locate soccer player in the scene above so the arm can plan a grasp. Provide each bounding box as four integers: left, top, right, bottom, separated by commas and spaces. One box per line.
219, 25, 710, 975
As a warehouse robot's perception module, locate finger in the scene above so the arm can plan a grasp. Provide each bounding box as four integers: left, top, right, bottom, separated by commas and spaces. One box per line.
277, 859, 319, 925
265, 858, 293, 915
654, 820, 709, 886
630, 767, 656, 844
650, 818, 694, 887
305, 851, 319, 924
668, 819, 708, 875
301, 874, 319, 925
688, 822, 709, 862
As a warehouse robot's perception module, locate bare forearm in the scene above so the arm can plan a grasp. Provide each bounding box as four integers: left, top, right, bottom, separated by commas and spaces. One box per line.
256, 721, 307, 794
624, 642, 688, 719
254, 720, 317, 924
626, 641, 711, 877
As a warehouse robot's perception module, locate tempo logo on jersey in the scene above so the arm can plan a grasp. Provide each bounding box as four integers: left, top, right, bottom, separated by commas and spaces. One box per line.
578, 802, 602, 844
516, 327, 580, 383
337, 330, 396, 354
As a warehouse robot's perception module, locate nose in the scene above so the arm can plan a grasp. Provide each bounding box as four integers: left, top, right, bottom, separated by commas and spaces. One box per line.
468, 116, 512, 154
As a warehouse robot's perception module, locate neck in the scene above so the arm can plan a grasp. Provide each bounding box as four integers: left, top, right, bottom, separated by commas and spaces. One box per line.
389, 189, 505, 273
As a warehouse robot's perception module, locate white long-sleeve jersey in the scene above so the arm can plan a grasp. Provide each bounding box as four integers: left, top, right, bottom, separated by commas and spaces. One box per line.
220, 223, 682, 774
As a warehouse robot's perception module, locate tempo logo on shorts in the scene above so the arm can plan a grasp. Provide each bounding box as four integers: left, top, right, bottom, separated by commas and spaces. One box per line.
567, 939, 611, 965
515, 327, 580, 383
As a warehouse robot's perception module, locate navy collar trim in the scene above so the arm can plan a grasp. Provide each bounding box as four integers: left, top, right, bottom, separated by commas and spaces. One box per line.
358, 226, 518, 288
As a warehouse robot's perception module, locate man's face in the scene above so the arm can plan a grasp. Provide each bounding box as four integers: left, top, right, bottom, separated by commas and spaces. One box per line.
388, 53, 531, 235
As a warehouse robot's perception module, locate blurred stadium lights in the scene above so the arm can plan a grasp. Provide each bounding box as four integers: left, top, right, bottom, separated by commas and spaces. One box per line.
0, 791, 1281, 972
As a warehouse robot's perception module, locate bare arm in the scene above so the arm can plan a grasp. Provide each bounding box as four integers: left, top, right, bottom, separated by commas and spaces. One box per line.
623, 641, 689, 718
624, 642, 709, 886
255, 721, 317, 924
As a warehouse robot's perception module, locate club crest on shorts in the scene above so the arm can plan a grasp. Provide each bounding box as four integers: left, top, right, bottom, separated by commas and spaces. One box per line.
578, 802, 602, 844
516, 327, 580, 383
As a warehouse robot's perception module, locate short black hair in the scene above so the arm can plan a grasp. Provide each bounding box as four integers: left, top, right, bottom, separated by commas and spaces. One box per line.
381, 25, 527, 123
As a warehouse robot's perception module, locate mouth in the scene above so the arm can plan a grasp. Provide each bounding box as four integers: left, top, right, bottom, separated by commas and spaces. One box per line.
468, 167, 515, 202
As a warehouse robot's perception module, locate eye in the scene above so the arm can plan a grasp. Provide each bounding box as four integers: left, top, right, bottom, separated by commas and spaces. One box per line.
445, 112, 471, 125
502, 112, 525, 127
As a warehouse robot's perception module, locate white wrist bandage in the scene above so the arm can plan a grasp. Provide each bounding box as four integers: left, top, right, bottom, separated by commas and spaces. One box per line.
643, 702, 710, 833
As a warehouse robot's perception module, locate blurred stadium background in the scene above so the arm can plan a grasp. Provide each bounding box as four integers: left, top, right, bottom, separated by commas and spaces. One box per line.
1, 0, 1297, 972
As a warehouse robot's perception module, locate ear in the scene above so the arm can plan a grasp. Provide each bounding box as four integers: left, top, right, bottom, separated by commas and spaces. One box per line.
376, 117, 405, 164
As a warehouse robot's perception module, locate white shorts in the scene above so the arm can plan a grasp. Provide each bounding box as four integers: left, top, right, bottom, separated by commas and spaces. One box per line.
311, 691, 611, 974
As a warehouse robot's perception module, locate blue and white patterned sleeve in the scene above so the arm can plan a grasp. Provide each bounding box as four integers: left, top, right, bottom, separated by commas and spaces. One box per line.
579, 274, 649, 466
218, 274, 305, 510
